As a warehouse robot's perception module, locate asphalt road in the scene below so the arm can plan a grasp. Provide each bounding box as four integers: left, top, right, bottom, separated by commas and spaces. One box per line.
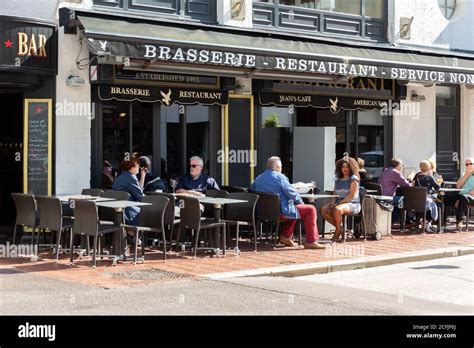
0, 255, 472, 315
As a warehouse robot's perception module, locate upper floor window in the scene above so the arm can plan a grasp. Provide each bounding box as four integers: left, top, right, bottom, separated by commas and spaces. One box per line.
253, 0, 386, 41
438, 0, 456, 19
256, 0, 383, 19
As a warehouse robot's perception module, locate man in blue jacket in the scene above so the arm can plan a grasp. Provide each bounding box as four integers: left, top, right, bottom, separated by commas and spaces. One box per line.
251, 156, 325, 249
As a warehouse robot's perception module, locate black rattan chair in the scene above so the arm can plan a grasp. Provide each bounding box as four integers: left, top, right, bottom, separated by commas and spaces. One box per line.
146, 192, 181, 250
363, 182, 383, 196
70, 200, 123, 268
81, 188, 104, 196
254, 191, 302, 248
124, 195, 169, 263
400, 186, 428, 233
99, 190, 130, 223
36, 196, 74, 260
222, 192, 259, 253
179, 196, 226, 258
220, 185, 247, 193
11, 193, 38, 245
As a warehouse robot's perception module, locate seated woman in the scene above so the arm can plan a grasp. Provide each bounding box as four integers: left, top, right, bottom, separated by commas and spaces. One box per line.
112, 159, 146, 226
413, 160, 440, 232
357, 157, 372, 183
321, 157, 361, 242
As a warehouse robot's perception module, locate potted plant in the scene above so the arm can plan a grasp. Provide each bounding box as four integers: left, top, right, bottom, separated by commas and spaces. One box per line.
263, 113, 282, 128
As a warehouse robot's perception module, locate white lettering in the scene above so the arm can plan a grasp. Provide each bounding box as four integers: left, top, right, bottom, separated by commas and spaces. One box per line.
144, 45, 156, 58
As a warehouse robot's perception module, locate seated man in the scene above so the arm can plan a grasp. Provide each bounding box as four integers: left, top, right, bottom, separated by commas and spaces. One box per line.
378, 157, 411, 224
176, 156, 219, 196
251, 156, 325, 249
138, 156, 169, 192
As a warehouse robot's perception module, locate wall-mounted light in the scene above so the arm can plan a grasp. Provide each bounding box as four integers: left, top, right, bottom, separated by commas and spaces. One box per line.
118, 112, 127, 118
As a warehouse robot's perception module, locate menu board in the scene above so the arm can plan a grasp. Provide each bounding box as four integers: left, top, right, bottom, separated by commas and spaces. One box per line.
23, 99, 52, 195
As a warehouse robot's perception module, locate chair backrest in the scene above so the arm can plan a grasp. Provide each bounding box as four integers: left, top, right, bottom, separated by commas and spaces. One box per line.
99, 190, 130, 221
400, 186, 427, 212
138, 195, 170, 229
82, 188, 104, 196
178, 196, 202, 231
73, 200, 99, 236
359, 187, 367, 204
224, 192, 258, 223
220, 185, 247, 193
254, 191, 280, 223
36, 196, 63, 231
11, 193, 37, 227
363, 181, 383, 196
205, 189, 228, 198
146, 192, 176, 225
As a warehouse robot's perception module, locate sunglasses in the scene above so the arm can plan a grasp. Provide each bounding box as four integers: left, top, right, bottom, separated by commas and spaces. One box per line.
466, 163, 473, 166
190, 164, 201, 168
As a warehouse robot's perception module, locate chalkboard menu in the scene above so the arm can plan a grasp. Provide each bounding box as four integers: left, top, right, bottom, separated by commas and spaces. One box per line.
23, 99, 52, 195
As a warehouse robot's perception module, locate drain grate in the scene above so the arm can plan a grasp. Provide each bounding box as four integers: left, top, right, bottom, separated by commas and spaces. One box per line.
104, 268, 192, 281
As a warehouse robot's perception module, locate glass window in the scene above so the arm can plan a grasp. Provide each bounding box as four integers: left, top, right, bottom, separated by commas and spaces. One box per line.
438, 0, 456, 19
280, 0, 319, 8
436, 86, 457, 107
358, 110, 384, 180
320, 0, 361, 15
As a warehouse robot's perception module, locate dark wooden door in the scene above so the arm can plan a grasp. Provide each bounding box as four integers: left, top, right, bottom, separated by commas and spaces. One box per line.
436, 86, 460, 181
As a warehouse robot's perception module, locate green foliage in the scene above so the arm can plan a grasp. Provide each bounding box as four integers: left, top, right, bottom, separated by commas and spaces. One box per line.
263, 113, 281, 128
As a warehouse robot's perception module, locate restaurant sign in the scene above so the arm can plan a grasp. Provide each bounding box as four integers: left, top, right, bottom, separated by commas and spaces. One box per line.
86, 39, 474, 85
259, 92, 389, 113
98, 85, 229, 106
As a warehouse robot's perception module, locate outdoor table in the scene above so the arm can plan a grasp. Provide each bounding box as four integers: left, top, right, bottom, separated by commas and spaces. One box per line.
443, 181, 457, 188
55, 194, 115, 202
300, 193, 338, 203
438, 188, 461, 192
367, 195, 394, 201
95, 200, 152, 262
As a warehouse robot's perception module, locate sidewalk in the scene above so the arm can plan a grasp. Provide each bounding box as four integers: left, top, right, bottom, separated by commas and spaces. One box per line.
1, 228, 473, 289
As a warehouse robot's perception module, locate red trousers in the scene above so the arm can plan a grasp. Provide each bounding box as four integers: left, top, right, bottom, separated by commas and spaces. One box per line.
280, 204, 319, 243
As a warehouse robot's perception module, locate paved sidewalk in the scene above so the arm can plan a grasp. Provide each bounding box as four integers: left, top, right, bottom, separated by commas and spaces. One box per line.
0, 228, 473, 288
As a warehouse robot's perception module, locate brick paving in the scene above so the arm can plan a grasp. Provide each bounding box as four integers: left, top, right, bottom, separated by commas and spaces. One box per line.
1, 226, 473, 288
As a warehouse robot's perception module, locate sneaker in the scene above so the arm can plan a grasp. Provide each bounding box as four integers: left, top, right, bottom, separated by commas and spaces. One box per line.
278, 235, 299, 247
304, 242, 326, 249
424, 223, 435, 233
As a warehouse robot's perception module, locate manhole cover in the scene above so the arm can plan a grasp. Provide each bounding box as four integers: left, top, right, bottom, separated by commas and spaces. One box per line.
104, 268, 191, 281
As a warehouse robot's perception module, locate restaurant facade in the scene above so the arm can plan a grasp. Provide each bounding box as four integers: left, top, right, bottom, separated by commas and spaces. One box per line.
25, 0, 472, 199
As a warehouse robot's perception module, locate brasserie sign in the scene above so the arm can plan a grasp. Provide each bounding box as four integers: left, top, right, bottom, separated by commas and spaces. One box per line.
86, 39, 474, 85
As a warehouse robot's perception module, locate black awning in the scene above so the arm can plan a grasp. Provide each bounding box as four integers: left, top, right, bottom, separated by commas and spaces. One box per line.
98, 84, 229, 106
259, 92, 391, 113
73, 13, 474, 86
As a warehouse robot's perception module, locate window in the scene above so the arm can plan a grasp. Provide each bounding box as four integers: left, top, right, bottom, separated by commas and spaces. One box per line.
438, 0, 456, 19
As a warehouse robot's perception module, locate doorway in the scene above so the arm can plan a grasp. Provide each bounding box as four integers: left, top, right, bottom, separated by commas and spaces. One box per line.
436, 86, 460, 181
0, 93, 23, 230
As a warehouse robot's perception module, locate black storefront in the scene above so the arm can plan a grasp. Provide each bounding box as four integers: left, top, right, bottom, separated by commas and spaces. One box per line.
253, 77, 406, 181
90, 64, 234, 188
0, 16, 57, 231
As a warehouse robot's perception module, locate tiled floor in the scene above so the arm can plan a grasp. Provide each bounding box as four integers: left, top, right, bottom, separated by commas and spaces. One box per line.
1, 227, 473, 288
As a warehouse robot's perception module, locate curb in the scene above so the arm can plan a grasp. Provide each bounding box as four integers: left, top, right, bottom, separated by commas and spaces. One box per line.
202, 246, 474, 279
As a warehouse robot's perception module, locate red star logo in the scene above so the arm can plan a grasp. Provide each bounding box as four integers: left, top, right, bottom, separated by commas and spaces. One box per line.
35, 106, 43, 114
4, 40, 13, 48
